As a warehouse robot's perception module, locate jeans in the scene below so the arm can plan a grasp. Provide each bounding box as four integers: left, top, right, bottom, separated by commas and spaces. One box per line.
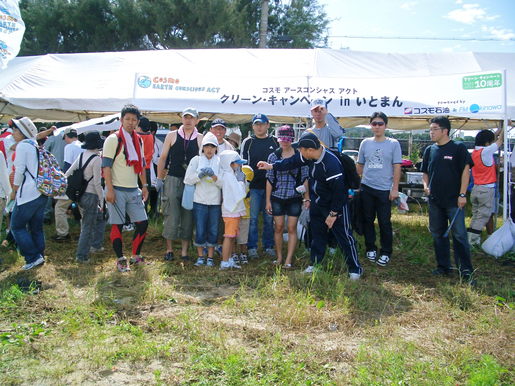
193, 203, 221, 247
76, 193, 106, 260
11, 195, 47, 264
248, 188, 274, 250
428, 202, 473, 274
309, 203, 362, 274
361, 184, 393, 256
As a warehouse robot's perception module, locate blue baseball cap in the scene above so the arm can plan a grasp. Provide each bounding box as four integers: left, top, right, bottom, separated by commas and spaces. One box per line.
252, 113, 269, 124
294, 132, 321, 149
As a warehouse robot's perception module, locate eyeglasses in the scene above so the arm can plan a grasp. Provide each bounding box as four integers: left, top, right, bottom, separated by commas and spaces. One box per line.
429, 127, 442, 132
371, 121, 385, 127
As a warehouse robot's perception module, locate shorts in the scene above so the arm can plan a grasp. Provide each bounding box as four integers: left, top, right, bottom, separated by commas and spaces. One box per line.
236, 217, 250, 244
106, 187, 147, 225
223, 217, 240, 238
271, 196, 302, 217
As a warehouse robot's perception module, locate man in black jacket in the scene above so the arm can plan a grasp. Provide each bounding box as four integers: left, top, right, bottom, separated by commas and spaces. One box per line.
258, 132, 362, 280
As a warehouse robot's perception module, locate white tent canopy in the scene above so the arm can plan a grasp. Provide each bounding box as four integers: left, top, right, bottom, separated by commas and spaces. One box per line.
0, 49, 513, 130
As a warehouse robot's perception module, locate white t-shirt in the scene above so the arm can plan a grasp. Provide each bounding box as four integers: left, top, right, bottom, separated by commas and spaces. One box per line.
64, 140, 84, 166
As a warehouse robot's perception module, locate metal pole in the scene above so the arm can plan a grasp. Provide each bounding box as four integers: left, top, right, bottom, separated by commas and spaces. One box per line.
502, 69, 509, 221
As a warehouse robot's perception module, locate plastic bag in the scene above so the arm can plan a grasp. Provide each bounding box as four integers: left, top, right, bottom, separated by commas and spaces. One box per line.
181, 184, 195, 210
481, 218, 515, 258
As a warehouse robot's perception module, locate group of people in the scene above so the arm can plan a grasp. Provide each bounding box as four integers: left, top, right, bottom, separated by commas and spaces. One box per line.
3, 99, 502, 284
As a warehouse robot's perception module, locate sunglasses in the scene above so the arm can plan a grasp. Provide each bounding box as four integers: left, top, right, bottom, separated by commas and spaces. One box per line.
371, 121, 385, 127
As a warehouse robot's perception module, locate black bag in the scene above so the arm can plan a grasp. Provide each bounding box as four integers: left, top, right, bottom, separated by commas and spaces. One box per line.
65, 153, 98, 202
349, 190, 365, 235
328, 149, 361, 191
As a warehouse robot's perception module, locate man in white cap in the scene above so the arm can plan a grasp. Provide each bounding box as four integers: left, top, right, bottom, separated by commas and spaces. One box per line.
10, 117, 48, 270
157, 107, 203, 261
308, 99, 345, 149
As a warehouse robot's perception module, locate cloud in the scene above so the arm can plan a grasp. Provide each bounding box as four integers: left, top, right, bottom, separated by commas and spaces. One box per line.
456, 0, 463, 4
481, 26, 515, 40
446, 3, 499, 24
400, 1, 417, 11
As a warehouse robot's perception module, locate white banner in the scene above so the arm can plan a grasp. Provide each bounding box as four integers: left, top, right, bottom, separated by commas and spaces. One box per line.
134, 70, 505, 119
0, 0, 25, 69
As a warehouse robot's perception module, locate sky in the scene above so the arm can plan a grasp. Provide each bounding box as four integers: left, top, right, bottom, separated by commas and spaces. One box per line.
320, 0, 515, 53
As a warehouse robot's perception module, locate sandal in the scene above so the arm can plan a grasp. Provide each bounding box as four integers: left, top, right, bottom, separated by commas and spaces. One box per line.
283, 264, 292, 269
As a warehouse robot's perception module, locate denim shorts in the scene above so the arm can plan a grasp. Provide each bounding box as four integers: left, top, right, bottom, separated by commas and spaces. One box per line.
271, 196, 302, 217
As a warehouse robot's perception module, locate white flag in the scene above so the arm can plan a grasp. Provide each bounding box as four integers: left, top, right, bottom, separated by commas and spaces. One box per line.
0, 0, 26, 69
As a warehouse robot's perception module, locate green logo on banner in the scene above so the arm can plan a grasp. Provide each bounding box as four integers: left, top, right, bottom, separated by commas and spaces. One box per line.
463, 73, 502, 90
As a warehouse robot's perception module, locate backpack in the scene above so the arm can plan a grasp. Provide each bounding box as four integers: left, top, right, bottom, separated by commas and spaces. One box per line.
25, 145, 68, 197
65, 153, 98, 202
327, 148, 361, 191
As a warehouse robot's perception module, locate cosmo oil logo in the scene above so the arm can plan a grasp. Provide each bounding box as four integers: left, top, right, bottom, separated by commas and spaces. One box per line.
136, 75, 180, 90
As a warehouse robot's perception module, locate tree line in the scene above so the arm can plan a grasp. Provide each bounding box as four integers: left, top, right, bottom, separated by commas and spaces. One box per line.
19, 0, 329, 55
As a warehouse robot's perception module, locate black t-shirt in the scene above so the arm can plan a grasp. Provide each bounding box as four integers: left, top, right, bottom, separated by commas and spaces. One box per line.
241, 135, 279, 189
421, 140, 473, 207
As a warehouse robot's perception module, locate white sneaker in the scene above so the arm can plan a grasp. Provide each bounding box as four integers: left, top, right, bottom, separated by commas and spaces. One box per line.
228, 257, 241, 269
90, 246, 105, 253
366, 250, 377, 262
349, 272, 361, 281
376, 255, 390, 267
22, 256, 45, 271
303, 265, 315, 274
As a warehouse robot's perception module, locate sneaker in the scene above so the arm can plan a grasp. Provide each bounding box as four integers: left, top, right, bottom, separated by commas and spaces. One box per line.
303, 265, 315, 274
214, 245, 223, 256
265, 248, 276, 257
75, 257, 90, 263
116, 257, 130, 272
231, 253, 240, 264
328, 247, 337, 256
239, 253, 248, 264
432, 267, 452, 276
248, 248, 258, 259
53, 234, 70, 242
122, 224, 134, 232
272, 259, 281, 265
376, 255, 390, 267
22, 256, 45, 271
181, 255, 190, 261
90, 246, 105, 253
206, 258, 215, 267
130, 255, 145, 265
283, 263, 292, 269
349, 272, 361, 281
366, 250, 376, 262
194, 257, 206, 266
228, 257, 241, 269
220, 261, 231, 270
164, 251, 174, 261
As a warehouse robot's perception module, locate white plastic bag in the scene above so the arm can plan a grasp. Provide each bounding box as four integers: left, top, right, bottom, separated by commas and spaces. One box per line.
481, 219, 515, 258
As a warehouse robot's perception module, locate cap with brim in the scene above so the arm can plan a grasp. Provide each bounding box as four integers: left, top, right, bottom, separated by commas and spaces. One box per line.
293, 132, 320, 149
278, 136, 294, 142
211, 118, 227, 129
310, 99, 326, 110
182, 107, 199, 118
81, 131, 104, 150
12, 117, 38, 139
232, 158, 247, 165
252, 113, 269, 124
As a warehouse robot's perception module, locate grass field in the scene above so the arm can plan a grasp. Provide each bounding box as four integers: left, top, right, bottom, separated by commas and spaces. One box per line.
0, 211, 513, 385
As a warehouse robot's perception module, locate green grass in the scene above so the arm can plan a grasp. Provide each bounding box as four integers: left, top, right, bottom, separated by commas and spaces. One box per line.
0, 212, 513, 384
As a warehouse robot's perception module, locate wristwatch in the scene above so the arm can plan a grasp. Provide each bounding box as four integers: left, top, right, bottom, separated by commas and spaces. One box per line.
329, 211, 338, 217
459, 193, 466, 198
